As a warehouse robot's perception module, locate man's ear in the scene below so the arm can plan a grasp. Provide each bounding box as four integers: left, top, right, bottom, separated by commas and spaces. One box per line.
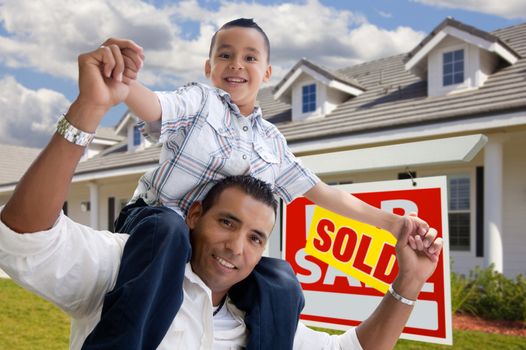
186, 201, 203, 229
204, 59, 211, 79
263, 64, 272, 83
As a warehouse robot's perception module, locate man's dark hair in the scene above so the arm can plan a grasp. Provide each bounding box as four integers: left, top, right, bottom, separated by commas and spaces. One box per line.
208, 18, 271, 63
201, 175, 277, 215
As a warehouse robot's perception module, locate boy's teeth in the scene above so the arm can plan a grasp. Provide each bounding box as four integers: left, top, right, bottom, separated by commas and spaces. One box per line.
227, 77, 245, 83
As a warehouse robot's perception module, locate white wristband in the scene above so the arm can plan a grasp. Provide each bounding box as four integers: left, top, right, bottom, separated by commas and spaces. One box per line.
388, 285, 416, 306
56, 114, 95, 147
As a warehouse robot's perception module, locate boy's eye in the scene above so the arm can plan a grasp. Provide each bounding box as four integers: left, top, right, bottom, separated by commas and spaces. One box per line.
246, 56, 257, 62
218, 53, 230, 59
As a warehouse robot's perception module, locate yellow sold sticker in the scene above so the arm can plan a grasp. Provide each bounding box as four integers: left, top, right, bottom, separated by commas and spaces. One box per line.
305, 206, 398, 293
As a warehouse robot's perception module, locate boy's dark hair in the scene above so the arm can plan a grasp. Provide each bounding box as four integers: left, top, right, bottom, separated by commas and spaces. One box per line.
201, 175, 277, 215
208, 18, 271, 63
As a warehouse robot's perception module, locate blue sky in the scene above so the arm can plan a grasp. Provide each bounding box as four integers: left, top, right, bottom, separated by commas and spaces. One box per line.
0, 0, 524, 147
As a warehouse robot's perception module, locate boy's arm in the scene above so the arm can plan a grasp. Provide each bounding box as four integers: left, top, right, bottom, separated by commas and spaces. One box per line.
125, 79, 162, 122
304, 182, 434, 254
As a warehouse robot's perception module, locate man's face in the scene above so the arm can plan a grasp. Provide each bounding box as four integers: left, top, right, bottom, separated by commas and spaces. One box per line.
205, 26, 272, 116
187, 187, 275, 301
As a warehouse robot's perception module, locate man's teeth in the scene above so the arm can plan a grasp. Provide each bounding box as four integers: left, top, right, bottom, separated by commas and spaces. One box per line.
216, 256, 235, 269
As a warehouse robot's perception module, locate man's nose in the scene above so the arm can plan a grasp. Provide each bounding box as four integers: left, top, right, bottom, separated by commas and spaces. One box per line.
225, 232, 244, 255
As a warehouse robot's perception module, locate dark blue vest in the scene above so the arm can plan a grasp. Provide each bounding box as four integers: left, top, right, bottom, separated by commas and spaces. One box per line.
82, 200, 304, 349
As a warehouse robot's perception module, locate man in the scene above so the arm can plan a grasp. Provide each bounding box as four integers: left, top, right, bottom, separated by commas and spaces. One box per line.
0, 41, 443, 349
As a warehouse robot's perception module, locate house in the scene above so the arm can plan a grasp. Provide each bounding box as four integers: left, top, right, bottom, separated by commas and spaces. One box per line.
1, 18, 525, 278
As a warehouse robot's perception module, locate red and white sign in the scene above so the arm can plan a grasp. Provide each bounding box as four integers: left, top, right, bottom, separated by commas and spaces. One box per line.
282, 177, 452, 345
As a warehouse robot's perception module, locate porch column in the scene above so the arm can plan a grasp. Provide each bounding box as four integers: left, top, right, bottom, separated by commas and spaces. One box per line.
88, 182, 99, 230
483, 138, 503, 272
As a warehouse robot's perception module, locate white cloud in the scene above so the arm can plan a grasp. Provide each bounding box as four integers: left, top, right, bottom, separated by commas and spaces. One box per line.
0, 0, 425, 86
0, 76, 70, 147
377, 10, 393, 19
413, 0, 526, 20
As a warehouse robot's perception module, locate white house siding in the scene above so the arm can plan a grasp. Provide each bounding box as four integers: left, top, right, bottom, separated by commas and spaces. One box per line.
502, 131, 526, 277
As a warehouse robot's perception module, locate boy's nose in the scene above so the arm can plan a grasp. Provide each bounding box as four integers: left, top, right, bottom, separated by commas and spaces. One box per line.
229, 59, 244, 70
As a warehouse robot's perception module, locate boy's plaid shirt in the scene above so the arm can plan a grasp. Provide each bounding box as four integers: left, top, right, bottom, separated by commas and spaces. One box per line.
133, 82, 319, 217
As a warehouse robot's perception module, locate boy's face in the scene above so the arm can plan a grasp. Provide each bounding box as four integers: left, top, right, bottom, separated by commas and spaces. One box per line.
205, 26, 272, 116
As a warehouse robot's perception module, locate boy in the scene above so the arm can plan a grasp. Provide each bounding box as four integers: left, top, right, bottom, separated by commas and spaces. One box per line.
87, 18, 436, 348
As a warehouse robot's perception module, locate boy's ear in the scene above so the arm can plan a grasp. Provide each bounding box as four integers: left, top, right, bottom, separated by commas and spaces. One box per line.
263, 64, 272, 83
204, 59, 211, 78
186, 201, 203, 229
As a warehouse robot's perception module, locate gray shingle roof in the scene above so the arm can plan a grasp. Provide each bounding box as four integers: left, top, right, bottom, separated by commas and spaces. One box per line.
0, 144, 41, 184
261, 22, 526, 143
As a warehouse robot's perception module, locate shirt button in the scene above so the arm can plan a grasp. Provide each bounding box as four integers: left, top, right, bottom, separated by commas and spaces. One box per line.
242, 154, 247, 160
242, 126, 249, 132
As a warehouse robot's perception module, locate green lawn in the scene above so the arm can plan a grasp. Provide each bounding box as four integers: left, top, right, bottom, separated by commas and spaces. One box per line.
1, 278, 525, 349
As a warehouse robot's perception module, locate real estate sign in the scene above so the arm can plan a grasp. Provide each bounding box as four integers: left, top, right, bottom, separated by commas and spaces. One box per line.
283, 176, 452, 345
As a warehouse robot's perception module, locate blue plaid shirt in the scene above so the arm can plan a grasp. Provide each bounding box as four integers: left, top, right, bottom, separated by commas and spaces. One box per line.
133, 82, 319, 216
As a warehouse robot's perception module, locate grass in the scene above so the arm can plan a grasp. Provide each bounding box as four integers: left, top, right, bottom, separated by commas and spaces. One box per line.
1, 278, 525, 349
0, 279, 69, 349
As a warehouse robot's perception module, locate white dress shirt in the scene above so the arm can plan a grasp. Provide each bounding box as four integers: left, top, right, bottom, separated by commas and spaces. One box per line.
0, 209, 362, 350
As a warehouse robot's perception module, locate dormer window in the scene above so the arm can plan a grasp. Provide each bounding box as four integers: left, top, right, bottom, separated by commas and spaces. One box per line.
443, 49, 464, 86
302, 84, 316, 113
133, 125, 141, 146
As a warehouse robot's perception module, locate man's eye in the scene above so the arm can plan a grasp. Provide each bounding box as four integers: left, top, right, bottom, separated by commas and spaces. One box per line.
221, 219, 232, 227
250, 235, 262, 245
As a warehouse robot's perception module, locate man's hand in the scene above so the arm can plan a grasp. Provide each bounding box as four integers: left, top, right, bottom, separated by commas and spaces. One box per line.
72, 38, 144, 131
393, 213, 443, 298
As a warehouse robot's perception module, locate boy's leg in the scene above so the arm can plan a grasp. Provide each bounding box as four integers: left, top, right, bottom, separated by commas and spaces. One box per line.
82, 199, 191, 350
229, 257, 304, 350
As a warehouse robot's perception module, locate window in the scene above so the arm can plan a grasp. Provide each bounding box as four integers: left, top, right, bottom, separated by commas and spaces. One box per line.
302, 84, 316, 113
448, 176, 471, 251
133, 126, 141, 146
443, 49, 464, 86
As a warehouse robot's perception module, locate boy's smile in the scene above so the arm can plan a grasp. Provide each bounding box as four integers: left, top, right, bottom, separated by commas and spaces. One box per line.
205, 26, 272, 116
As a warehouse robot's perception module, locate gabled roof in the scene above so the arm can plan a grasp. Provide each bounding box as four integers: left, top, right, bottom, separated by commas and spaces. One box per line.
273, 58, 365, 104
405, 17, 521, 78
0, 144, 41, 184
94, 127, 124, 142
260, 21, 526, 143
114, 111, 137, 136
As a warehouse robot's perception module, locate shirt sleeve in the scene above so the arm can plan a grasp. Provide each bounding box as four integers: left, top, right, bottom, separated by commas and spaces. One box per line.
139, 82, 206, 144
0, 208, 128, 319
293, 322, 363, 350
274, 133, 320, 203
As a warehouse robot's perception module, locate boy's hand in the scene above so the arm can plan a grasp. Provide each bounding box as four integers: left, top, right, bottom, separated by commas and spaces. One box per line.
99, 38, 145, 83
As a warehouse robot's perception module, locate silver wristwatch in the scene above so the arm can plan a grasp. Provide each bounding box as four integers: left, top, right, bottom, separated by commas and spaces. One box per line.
56, 114, 95, 147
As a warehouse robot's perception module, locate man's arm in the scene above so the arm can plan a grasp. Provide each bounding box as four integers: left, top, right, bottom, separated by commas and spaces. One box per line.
304, 182, 436, 259
1, 40, 143, 233
354, 215, 443, 350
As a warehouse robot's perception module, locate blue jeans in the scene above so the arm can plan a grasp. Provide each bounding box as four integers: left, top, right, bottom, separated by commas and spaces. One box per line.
82, 199, 303, 349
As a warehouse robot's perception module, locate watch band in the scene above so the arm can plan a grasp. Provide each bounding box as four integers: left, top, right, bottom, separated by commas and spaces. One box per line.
388, 285, 416, 306
56, 114, 95, 147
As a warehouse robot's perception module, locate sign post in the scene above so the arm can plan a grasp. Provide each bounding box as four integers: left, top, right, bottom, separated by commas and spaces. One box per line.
283, 176, 452, 345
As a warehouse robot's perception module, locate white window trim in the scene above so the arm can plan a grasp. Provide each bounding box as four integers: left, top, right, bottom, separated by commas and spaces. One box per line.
301, 82, 318, 118
437, 44, 470, 94
447, 171, 476, 256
